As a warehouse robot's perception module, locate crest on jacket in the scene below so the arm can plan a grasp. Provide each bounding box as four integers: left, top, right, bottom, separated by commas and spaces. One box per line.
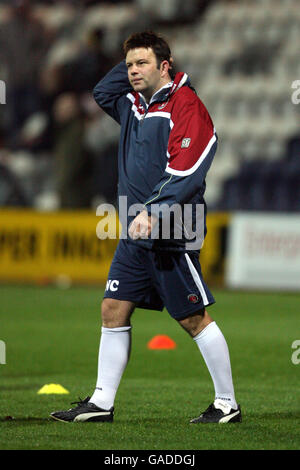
181, 138, 191, 148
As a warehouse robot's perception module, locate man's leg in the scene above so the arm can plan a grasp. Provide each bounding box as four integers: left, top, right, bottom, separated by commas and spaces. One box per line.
147, 250, 240, 423
178, 308, 238, 411
50, 298, 135, 422
89, 298, 135, 410
50, 240, 156, 422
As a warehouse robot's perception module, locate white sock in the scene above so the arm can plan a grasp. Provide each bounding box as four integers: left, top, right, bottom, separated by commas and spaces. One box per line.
193, 321, 237, 410
89, 326, 132, 410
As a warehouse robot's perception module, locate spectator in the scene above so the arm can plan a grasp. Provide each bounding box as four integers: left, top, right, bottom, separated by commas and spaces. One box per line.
52, 92, 92, 208
0, 0, 52, 148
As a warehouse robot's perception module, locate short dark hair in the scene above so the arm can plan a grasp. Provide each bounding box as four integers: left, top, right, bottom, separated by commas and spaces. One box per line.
123, 31, 174, 76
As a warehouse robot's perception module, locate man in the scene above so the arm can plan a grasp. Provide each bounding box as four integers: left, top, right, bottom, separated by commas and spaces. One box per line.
51, 31, 241, 424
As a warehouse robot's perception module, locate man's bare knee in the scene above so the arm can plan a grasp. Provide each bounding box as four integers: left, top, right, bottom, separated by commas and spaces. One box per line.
178, 309, 213, 337
101, 298, 135, 328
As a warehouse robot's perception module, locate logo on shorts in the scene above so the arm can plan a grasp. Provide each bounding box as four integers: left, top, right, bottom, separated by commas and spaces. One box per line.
106, 279, 119, 292
187, 293, 199, 304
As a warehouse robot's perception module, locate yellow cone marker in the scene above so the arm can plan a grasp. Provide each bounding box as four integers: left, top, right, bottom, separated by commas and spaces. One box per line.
37, 384, 69, 394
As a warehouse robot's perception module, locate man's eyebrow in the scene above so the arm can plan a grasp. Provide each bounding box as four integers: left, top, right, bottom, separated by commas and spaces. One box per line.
126, 58, 149, 66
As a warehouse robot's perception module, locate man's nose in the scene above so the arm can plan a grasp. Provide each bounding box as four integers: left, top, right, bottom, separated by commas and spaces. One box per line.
130, 64, 139, 75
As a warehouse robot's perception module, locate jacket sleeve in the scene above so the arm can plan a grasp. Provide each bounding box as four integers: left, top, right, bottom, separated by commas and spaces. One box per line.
144, 90, 217, 215
93, 60, 133, 124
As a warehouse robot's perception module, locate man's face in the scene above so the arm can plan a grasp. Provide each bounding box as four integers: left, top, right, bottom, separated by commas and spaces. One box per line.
126, 47, 163, 99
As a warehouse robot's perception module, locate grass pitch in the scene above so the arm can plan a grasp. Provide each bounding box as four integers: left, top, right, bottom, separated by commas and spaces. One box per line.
0, 285, 299, 450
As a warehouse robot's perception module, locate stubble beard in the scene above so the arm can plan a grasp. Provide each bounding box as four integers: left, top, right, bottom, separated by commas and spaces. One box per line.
132, 81, 153, 102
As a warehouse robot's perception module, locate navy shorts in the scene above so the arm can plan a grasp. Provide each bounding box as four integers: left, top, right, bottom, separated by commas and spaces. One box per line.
103, 239, 215, 320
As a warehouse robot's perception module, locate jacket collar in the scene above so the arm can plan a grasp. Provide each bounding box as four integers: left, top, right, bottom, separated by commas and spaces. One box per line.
167, 72, 190, 97
139, 72, 190, 108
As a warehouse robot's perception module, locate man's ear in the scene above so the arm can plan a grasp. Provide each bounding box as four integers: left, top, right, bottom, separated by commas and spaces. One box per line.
160, 59, 171, 77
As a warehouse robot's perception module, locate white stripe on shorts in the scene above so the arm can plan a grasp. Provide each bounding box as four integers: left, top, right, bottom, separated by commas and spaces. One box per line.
184, 253, 209, 306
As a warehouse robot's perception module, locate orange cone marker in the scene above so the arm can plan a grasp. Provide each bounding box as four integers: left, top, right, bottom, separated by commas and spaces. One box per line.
147, 335, 177, 350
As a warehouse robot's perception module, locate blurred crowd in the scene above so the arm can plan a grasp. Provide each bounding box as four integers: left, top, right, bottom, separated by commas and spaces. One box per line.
0, 0, 299, 211
0, 0, 209, 210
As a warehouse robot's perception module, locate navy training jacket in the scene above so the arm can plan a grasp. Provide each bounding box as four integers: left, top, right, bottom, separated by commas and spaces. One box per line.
93, 60, 218, 252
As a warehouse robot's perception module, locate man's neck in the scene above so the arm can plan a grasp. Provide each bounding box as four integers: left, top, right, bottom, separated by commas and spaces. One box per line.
143, 79, 173, 104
